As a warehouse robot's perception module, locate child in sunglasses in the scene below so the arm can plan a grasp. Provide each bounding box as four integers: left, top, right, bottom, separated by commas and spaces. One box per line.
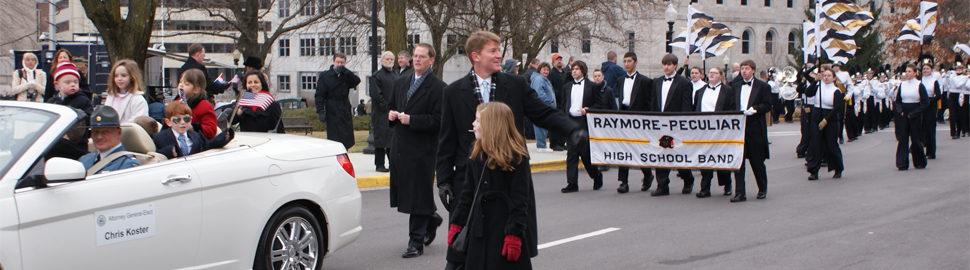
152, 102, 234, 159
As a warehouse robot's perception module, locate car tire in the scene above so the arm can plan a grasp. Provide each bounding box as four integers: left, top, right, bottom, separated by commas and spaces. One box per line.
253, 205, 325, 270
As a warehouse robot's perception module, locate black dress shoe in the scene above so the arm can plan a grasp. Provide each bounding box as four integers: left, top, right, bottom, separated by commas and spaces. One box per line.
402, 247, 423, 258
561, 184, 579, 193
650, 189, 669, 196
730, 194, 746, 202
696, 191, 711, 198
723, 184, 732, 196
681, 187, 692, 194
797, 153, 805, 158
915, 165, 926, 169
617, 183, 629, 193
551, 146, 565, 151
376, 166, 390, 172
756, 192, 766, 199
833, 171, 842, 179
641, 175, 654, 191
424, 213, 442, 246
898, 167, 908, 171
927, 156, 935, 160
593, 177, 603, 190
808, 174, 818, 180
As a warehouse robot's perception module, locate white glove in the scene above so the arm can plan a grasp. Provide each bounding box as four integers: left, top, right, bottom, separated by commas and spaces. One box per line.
747, 107, 758, 115
742, 108, 755, 116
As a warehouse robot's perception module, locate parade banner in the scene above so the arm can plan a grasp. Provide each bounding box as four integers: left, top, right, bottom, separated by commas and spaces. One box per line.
586, 110, 746, 170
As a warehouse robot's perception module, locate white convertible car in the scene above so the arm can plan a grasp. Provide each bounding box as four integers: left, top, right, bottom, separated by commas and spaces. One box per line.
0, 102, 361, 269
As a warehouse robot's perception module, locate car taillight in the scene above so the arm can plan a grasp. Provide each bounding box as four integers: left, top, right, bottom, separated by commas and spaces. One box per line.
337, 154, 355, 177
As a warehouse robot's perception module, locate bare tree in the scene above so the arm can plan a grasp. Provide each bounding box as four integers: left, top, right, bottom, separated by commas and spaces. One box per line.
879, 0, 969, 67
79, 0, 159, 70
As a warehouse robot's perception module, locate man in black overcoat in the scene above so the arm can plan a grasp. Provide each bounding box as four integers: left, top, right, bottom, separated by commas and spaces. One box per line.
177, 43, 232, 100
315, 53, 361, 149
614, 52, 654, 193
437, 31, 580, 270
729, 60, 773, 202
371, 51, 397, 172
650, 54, 696, 197
387, 44, 446, 258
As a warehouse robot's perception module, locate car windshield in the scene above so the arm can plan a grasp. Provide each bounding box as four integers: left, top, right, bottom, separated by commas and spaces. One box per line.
0, 107, 58, 177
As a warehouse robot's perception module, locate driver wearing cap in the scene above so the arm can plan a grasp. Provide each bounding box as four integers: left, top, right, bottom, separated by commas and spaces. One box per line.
78, 106, 140, 174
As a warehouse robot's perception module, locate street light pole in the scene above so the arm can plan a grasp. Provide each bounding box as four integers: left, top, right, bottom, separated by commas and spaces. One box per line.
666, 22, 674, 53
664, 5, 677, 54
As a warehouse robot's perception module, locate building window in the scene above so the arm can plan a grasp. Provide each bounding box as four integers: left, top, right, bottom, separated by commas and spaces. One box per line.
742, 31, 751, 54
300, 1, 315, 16
788, 32, 796, 55
368, 35, 383, 54
279, 0, 289, 17
300, 72, 317, 91
691, 0, 698, 2
339, 36, 357, 55
300, 38, 316, 56
765, 31, 774, 55
407, 34, 420, 53
627, 31, 636, 52
278, 75, 291, 93
787, 0, 793, 8
320, 37, 336, 56
581, 28, 591, 54
446, 34, 465, 55
279, 39, 290, 56
764, 0, 770, 7
741, 0, 747, 6
550, 39, 559, 53
717, 0, 723, 4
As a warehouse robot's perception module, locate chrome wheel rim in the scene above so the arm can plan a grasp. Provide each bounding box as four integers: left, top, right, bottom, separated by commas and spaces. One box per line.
270, 216, 319, 270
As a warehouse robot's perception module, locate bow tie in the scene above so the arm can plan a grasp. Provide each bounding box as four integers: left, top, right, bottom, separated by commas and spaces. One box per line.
707, 85, 719, 90
626, 73, 637, 79
741, 81, 752, 86
663, 77, 673, 82
573, 80, 583, 85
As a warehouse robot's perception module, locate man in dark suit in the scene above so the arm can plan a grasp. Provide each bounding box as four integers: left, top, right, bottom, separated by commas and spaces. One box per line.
315, 53, 361, 150
437, 31, 580, 270
177, 44, 232, 100
387, 43, 446, 259
650, 54, 696, 197
694, 67, 737, 198
615, 52, 654, 193
560, 60, 604, 193
728, 60, 773, 202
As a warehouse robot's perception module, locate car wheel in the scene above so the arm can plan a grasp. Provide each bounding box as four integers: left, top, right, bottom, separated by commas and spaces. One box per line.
254, 205, 325, 270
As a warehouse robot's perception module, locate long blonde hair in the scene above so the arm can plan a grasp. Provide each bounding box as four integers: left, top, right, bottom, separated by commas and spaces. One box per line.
469, 102, 528, 171
107, 59, 146, 96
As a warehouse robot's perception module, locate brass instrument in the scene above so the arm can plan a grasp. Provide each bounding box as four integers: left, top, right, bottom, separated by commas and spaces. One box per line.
781, 67, 799, 100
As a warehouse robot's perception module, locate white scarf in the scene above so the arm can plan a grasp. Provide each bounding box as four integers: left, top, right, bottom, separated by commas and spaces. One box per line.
21, 58, 36, 82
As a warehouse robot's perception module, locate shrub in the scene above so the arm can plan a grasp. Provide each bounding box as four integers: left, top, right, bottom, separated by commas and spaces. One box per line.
282, 108, 371, 131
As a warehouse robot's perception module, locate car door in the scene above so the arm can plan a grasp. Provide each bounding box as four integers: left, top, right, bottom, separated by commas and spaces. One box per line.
14, 158, 203, 269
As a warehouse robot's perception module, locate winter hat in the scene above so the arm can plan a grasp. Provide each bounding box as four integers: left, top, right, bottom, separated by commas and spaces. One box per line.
54, 60, 80, 82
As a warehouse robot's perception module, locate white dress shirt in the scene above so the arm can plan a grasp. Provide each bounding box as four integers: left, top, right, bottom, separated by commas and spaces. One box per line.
739, 79, 752, 110
660, 76, 673, 111
701, 83, 721, 112
921, 75, 937, 98
568, 79, 585, 117
622, 72, 636, 106
173, 128, 194, 154
900, 79, 922, 103
476, 74, 492, 103
817, 83, 838, 109
691, 80, 706, 102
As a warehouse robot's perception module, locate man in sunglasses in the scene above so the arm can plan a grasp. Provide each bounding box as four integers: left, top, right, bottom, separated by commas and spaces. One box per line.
153, 102, 233, 159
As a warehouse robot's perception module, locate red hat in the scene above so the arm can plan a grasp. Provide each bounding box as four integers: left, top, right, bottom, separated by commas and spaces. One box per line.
54, 60, 80, 82
552, 53, 562, 61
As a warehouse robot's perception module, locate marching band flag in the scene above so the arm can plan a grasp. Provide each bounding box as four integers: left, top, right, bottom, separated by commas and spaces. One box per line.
814, 0, 872, 63
803, 20, 819, 64
897, 19, 923, 42
955, 43, 970, 57
587, 111, 746, 170
919, 1, 938, 44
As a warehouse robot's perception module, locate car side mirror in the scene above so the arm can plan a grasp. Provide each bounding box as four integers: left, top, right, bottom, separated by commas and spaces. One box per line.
45, 157, 87, 183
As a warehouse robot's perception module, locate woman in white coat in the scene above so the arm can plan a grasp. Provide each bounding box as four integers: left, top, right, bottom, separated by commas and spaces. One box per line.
104, 59, 149, 123
9, 53, 46, 102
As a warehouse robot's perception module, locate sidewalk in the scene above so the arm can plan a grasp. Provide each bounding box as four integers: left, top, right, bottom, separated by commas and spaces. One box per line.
348, 143, 568, 188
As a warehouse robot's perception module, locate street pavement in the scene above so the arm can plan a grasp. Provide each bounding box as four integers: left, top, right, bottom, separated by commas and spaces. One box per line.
323, 122, 969, 269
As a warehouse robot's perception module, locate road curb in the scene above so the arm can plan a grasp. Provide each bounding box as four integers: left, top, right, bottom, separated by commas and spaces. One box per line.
355, 159, 568, 189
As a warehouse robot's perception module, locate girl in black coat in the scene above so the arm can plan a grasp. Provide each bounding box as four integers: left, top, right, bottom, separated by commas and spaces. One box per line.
449, 102, 537, 270
233, 71, 283, 133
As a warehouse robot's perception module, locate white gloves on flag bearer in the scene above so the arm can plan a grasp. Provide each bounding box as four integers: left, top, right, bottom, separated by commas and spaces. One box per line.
742, 107, 757, 116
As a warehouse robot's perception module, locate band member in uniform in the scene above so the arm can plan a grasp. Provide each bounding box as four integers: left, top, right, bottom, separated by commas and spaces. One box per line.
895, 63, 930, 170
615, 52, 654, 193
694, 67, 736, 198
919, 57, 942, 159
650, 54, 696, 197
561, 60, 604, 193
729, 60, 772, 201
437, 30, 582, 270
387, 43, 446, 258
863, 69, 880, 134
832, 63, 853, 143
807, 65, 845, 180
945, 57, 967, 139
796, 66, 817, 159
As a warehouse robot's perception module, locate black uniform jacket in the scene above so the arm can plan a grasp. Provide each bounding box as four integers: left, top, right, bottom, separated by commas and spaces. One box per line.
387, 71, 445, 216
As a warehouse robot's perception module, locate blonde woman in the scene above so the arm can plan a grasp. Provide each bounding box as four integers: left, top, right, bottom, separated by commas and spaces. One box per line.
9, 52, 46, 102
104, 59, 149, 123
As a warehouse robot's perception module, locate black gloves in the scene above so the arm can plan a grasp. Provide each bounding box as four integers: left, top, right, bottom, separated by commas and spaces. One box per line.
438, 182, 452, 210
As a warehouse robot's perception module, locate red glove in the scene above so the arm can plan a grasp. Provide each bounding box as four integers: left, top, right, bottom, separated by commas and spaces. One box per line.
447, 224, 462, 248
501, 235, 522, 261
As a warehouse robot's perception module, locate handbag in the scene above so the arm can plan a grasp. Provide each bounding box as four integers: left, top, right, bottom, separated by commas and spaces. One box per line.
452, 159, 488, 256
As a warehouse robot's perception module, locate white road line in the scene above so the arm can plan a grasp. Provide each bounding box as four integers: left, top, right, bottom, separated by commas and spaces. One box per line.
537, 227, 620, 250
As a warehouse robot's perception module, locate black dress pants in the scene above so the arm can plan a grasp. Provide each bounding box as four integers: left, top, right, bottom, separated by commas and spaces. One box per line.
948, 93, 962, 137
567, 117, 600, 185
699, 170, 732, 193
897, 103, 927, 169
656, 168, 695, 191
807, 108, 844, 174
922, 105, 937, 158
733, 157, 766, 196
784, 100, 796, 122
408, 214, 431, 249
865, 97, 878, 132
618, 167, 653, 185
375, 147, 389, 167
796, 108, 812, 156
